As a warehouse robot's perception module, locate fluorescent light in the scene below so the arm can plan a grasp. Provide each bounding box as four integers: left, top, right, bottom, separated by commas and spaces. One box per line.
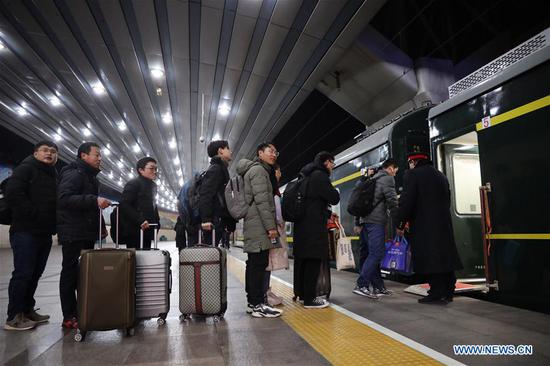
82, 128, 91, 137
132, 144, 140, 153
169, 139, 176, 149
117, 121, 127, 131
53, 133, 62, 141
179, 178, 184, 186
213, 133, 221, 141
49, 96, 61, 107
108, 172, 114, 179
117, 161, 124, 168
92, 83, 105, 95
150, 68, 164, 79
218, 103, 230, 116
177, 169, 182, 177
162, 113, 172, 124
103, 148, 111, 156
0, 42, 5, 50
16, 107, 28, 116
173, 157, 180, 165
118, 180, 123, 187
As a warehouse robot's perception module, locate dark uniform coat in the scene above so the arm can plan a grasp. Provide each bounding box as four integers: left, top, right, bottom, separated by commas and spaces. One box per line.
293, 161, 340, 260
396, 160, 463, 274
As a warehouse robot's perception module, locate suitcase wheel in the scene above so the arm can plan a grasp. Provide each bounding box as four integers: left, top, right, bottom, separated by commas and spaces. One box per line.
179, 314, 190, 322
126, 327, 135, 337
74, 330, 85, 342
157, 317, 166, 326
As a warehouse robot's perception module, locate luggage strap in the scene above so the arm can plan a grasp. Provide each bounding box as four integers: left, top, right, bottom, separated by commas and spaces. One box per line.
180, 260, 220, 314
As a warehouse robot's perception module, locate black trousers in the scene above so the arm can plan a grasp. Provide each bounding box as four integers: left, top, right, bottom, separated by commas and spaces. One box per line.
427, 271, 456, 298
126, 228, 154, 250
295, 258, 322, 305
59, 240, 94, 319
201, 223, 224, 246
245, 250, 270, 306
7, 232, 52, 319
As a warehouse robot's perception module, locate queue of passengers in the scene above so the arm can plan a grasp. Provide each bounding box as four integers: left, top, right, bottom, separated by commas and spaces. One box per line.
3, 138, 462, 331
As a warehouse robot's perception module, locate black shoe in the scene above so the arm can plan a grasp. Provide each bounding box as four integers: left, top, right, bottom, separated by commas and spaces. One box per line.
444, 295, 454, 302
418, 295, 447, 304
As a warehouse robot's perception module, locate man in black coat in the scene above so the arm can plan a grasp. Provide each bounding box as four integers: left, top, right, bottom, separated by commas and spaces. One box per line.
396, 152, 463, 304
199, 140, 236, 246
293, 151, 340, 309
57, 142, 111, 328
4, 141, 58, 331
120, 157, 160, 250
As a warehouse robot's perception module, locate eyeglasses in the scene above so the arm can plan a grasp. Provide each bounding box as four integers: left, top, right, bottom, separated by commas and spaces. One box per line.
266, 148, 279, 157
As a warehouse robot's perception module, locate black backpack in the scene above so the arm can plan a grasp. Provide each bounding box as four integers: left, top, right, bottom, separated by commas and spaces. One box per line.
347, 175, 382, 217
282, 173, 309, 222
0, 178, 12, 225
177, 171, 206, 226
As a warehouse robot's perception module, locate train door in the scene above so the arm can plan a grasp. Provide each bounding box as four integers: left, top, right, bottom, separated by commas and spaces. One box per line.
476, 105, 550, 302
436, 131, 485, 280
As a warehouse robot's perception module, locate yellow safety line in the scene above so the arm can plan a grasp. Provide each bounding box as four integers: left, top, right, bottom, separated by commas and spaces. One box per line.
332, 171, 362, 187
476, 94, 550, 131
227, 255, 442, 366
486, 233, 550, 240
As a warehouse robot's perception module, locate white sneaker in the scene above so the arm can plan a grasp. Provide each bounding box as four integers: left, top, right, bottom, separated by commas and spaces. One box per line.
251, 303, 283, 318
246, 303, 253, 314
303, 298, 329, 309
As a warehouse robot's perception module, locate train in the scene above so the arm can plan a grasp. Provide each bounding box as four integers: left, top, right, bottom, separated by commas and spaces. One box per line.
285, 28, 550, 313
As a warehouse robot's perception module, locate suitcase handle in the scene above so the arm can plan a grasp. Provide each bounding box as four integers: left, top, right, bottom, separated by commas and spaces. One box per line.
140, 223, 159, 249
197, 228, 215, 247
98, 203, 119, 249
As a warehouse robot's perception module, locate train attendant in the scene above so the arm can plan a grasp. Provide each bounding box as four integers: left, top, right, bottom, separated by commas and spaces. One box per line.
396, 151, 463, 304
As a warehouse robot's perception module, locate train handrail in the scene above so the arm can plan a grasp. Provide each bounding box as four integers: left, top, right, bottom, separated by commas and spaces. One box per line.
479, 183, 493, 285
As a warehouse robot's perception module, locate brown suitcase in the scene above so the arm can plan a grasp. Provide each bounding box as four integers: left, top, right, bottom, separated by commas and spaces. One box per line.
75, 205, 136, 342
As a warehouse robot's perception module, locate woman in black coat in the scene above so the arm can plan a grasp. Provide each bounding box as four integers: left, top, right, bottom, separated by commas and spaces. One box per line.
396, 155, 463, 304
293, 152, 340, 308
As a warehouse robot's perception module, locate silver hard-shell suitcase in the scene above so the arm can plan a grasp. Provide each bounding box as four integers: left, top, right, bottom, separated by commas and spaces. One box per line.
135, 224, 172, 324
179, 229, 227, 320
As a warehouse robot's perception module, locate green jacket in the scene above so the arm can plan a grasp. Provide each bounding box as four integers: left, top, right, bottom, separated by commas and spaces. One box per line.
236, 158, 276, 253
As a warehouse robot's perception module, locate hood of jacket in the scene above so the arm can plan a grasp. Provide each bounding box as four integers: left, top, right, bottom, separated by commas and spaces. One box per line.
236, 158, 257, 176
60, 158, 100, 178
21, 155, 57, 177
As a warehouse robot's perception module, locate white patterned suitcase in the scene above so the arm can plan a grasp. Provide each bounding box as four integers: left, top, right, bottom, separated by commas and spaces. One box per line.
179, 230, 227, 319
135, 225, 172, 324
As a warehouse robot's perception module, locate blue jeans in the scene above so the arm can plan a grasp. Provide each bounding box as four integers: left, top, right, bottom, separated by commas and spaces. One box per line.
357, 224, 385, 290
7, 232, 52, 320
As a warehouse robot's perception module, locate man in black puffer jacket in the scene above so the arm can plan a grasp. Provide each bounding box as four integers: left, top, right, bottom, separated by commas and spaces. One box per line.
57, 142, 111, 329
293, 152, 340, 309
120, 157, 160, 250
199, 140, 237, 246
4, 141, 58, 331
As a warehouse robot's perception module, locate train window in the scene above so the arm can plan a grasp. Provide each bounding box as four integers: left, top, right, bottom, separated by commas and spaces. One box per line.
452, 154, 482, 214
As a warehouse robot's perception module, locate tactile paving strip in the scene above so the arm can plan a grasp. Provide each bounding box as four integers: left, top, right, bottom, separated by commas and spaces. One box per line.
227, 255, 443, 366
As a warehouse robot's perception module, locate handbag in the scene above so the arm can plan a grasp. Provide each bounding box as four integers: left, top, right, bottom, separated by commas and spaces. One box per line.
266, 223, 289, 271
381, 235, 412, 272
335, 224, 355, 270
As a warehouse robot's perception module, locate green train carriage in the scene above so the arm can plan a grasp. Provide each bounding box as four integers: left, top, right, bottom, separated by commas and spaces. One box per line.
428, 29, 550, 312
